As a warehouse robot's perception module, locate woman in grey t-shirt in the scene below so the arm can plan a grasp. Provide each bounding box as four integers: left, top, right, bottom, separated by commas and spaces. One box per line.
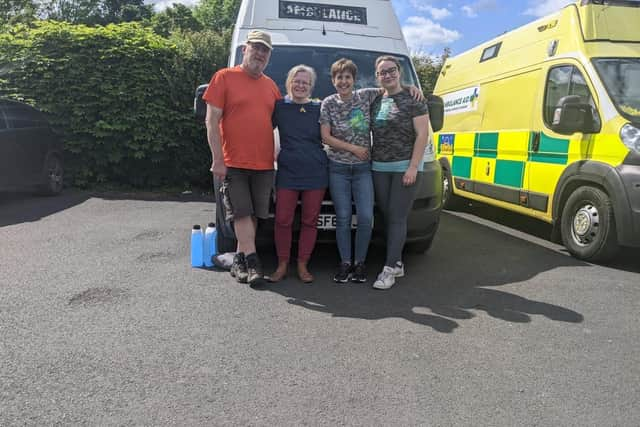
319, 58, 423, 284
319, 58, 380, 284
370, 55, 431, 290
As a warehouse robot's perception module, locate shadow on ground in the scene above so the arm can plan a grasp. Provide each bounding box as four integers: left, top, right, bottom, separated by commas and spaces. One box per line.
0, 190, 90, 227
257, 213, 587, 333
451, 200, 640, 274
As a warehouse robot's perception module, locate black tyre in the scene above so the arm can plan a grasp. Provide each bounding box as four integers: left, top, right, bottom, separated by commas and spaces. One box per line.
560, 186, 619, 262
39, 155, 63, 196
441, 167, 466, 210
213, 176, 237, 253
404, 236, 434, 254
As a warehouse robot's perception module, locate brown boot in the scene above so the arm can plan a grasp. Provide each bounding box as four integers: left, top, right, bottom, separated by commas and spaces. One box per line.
297, 261, 314, 283
268, 261, 288, 283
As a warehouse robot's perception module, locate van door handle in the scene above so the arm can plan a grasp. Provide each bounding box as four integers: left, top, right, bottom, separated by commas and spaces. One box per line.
532, 131, 541, 152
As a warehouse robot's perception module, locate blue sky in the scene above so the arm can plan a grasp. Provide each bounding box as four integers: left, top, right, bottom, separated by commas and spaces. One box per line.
391, 0, 573, 55
149, 0, 574, 56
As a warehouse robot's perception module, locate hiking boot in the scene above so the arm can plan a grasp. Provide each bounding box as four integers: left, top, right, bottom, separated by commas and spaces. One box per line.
373, 266, 396, 290
350, 262, 367, 283
333, 262, 352, 283
230, 252, 248, 283
245, 252, 265, 286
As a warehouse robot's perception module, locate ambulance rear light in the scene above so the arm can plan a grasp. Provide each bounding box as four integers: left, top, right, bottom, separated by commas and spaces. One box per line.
620, 123, 640, 153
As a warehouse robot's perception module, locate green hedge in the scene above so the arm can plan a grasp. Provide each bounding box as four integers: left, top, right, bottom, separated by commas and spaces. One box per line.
0, 21, 226, 189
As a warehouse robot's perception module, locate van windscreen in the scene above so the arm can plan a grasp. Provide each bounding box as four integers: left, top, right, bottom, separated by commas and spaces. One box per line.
234, 46, 418, 99
593, 57, 640, 122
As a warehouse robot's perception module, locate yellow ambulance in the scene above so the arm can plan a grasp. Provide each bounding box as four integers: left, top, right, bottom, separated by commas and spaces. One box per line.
434, 0, 640, 262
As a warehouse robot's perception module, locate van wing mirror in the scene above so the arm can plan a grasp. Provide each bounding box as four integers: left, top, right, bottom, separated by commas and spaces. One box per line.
551, 95, 600, 135
427, 94, 444, 132
194, 84, 209, 122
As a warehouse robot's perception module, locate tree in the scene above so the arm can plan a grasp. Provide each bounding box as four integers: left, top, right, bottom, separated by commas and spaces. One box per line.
0, 0, 38, 27
413, 48, 450, 94
41, 0, 98, 24
40, 0, 152, 25
152, 3, 202, 37
100, 0, 152, 24
193, 0, 241, 32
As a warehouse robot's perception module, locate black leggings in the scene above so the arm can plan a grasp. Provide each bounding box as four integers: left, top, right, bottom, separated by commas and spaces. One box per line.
373, 171, 422, 266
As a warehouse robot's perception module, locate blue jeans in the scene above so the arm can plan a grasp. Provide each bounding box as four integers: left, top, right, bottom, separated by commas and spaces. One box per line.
329, 160, 374, 264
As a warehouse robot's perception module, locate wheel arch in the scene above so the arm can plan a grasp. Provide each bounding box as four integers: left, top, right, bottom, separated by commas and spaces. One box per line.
438, 156, 452, 174
552, 160, 632, 246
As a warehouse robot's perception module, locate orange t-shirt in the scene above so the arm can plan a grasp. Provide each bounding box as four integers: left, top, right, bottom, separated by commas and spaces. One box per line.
203, 66, 282, 170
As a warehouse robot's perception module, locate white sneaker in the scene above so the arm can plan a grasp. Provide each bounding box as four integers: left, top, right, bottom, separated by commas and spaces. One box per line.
392, 261, 404, 277
373, 266, 396, 290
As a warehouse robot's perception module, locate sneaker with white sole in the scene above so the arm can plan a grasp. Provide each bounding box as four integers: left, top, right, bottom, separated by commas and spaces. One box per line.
373, 266, 396, 290
392, 261, 404, 277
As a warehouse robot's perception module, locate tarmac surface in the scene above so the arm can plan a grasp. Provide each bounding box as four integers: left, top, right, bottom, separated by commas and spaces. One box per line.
1, 191, 639, 426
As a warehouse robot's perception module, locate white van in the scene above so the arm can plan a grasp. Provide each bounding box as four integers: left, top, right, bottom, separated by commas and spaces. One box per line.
228, 0, 420, 97
197, 0, 444, 254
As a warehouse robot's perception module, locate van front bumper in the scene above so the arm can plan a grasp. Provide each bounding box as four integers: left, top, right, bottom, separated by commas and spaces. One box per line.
372, 161, 443, 245
615, 163, 640, 248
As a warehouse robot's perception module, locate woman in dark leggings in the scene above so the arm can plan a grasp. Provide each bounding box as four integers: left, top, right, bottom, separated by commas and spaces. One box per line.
370, 55, 431, 290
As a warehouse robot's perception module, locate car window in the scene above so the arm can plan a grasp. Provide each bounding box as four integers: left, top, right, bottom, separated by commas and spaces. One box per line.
4, 102, 47, 129
544, 65, 598, 127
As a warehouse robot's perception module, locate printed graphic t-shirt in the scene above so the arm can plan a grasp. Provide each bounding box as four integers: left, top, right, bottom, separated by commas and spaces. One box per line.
203, 66, 282, 170
370, 90, 429, 172
319, 88, 380, 164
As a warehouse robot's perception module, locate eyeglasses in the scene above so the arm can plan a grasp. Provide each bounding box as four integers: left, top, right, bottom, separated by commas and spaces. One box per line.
292, 80, 311, 87
248, 42, 271, 53
376, 67, 398, 77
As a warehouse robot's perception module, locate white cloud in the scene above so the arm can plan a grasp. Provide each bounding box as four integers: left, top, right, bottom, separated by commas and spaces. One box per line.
427, 7, 452, 20
402, 16, 461, 53
410, 0, 452, 20
147, 0, 199, 11
523, 0, 573, 17
461, 5, 477, 18
461, 0, 497, 18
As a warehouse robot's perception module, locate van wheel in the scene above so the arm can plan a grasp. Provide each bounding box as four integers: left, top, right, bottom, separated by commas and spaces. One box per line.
560, 186, 619, 262
216, 227, 237, 254
39, 155, 63, 196
442, 168, 465, 210
404, 236, 434, 254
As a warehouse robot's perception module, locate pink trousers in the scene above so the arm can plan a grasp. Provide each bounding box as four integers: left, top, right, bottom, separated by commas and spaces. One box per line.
274, 188, 326, 263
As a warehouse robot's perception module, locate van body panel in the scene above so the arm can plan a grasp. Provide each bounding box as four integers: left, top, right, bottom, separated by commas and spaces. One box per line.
235, 0, 404, 39
434, 0, 640, 258
579, 4, 640, 42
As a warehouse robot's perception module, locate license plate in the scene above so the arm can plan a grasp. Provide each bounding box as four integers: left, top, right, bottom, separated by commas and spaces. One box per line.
316, 214, 359, 230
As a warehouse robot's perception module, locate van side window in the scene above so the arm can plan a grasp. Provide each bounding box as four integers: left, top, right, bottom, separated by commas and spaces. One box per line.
480, 42, 501, 62
544, 65, 599, 127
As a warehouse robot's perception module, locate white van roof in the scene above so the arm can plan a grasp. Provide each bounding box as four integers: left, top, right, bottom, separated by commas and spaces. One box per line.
234, 0, 407, 50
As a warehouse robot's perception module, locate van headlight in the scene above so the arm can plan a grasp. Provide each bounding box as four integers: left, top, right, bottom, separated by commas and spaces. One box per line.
620, 123, 640, 153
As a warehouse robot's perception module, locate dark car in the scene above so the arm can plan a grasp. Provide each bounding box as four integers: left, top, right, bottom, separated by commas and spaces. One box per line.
0, 99, 64, 195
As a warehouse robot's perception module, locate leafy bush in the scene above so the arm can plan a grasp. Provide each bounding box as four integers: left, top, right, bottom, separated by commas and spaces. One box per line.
0, 20, 223, 189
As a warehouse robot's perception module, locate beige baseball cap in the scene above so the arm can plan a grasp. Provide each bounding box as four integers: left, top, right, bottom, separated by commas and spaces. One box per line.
246, 30, 273, 50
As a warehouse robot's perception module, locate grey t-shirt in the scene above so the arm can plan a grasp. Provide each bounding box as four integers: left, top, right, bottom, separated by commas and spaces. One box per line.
319, 88, 380, 164
370, 90, 429, 163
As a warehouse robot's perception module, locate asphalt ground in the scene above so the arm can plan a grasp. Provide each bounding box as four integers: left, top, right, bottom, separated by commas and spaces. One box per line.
1, 191, 639, 426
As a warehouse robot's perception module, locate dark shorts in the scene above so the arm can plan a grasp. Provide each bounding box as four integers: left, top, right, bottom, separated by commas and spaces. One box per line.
222, 167, 275, 221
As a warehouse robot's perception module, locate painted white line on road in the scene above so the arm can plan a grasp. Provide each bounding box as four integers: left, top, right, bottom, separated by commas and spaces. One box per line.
444, 211, 570, 256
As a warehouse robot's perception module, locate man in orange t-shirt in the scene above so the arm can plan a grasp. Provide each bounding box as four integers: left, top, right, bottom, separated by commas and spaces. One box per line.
203, 30, 282, 286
